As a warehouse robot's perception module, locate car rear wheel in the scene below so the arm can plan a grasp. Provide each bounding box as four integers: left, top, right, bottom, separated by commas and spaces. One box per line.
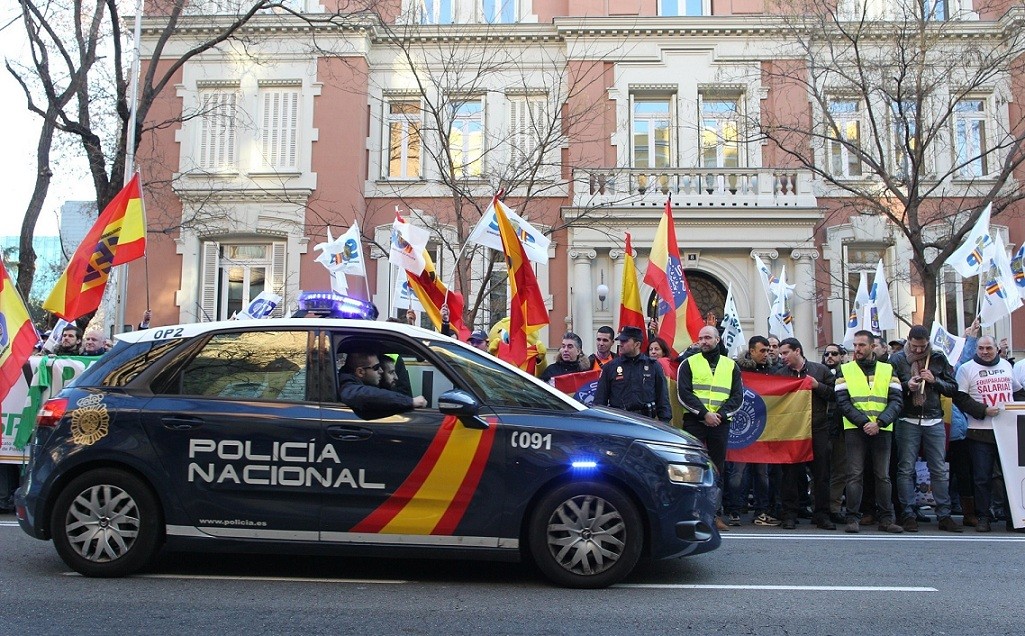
50, 468, 162, 577
527, 481, 643, 588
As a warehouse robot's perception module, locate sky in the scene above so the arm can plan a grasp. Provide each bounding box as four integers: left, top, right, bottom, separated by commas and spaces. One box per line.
1, 7, 94, 239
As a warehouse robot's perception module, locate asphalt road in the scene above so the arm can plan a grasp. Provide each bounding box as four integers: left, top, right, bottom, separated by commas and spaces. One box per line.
2, 512, 1023, 635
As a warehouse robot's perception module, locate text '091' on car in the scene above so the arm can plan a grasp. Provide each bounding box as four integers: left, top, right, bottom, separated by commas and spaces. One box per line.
15, 317, 721, 588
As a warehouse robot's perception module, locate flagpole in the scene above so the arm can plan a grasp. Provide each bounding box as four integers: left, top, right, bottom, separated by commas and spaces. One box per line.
115, 0, 145, 334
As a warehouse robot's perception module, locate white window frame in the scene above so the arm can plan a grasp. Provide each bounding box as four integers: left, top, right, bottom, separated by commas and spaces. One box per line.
257, 84, 301, 172
196, 89, 238, 172
200, 241, 286, 322
449, 97, 485, 179
953, 97, 989, 179
891, 99, 920, 180
658, 0, 710, 16
384, 98, 423, 180
699, 93, 743, 168
630, 95, 675, 169
938, 266, 978, 336
826, 97, 864, 179
481, 0, 518, 23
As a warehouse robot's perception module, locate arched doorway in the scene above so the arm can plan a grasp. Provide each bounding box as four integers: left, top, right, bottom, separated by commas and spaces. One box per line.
646, 270, 728, 325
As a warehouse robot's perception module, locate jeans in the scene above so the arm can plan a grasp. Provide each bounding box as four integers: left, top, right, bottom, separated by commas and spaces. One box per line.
844, 428, 895, 523
968, 437, 1000, 520
781, 427, 832, 520
895, 420, 951, 519
725, 462, 770, 515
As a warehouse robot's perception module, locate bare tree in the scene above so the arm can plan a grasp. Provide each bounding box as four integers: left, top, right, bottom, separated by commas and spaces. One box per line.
758, 0, 1025, 326
7, 0, 294, 303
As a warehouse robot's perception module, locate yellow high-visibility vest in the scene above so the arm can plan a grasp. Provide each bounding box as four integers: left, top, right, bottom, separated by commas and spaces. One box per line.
840, 360, 894, 432
686, 355, 736, 413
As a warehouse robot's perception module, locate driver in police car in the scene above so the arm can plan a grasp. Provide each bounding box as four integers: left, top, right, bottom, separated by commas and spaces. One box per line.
338, 351, 427, 419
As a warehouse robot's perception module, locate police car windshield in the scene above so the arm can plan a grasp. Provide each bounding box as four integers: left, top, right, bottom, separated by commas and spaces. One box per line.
429, 340, 577, 411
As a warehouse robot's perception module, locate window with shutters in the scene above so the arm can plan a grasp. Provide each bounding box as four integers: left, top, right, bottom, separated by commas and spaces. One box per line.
199, 241, 286, 322
197, 90, 238, 171
385, 99, 422, 179
508, 95, 547, 171
258, 86, 300, 171
449, 99, 484, 179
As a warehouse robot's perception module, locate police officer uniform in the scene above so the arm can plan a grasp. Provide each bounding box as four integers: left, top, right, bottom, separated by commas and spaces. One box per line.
592, 327, 672, 421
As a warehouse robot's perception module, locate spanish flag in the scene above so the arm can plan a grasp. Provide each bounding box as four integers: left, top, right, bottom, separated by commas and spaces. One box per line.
643, 200, 704, 357
405, 249, 471, 341
493, 197, 549, 369
726, 372, 813, 464
618, 233, 646, 347
0, 264, 39, 404
44, 174, 146, 321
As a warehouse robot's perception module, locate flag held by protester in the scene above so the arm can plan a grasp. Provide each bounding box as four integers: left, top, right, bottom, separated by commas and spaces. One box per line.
43, 174, 146, 321
389, 212, 430, 276
842, 271, 871, 349
720, 282, 745, 358
467, 196, 551, 264
945, 203, 993, 278
726, 373, 813, 464
768, 267, 795, 338
979, 233, 1022, 326
0, 264, 39, 405
618, 233, 646, 345
494, 197, 549, 369
551, 368, 602, 405
1011, 244, 1025, 300
315, 223, 366, 277
929, 322, 966, 365
643, 200, 704, 357
405, 250, 470, 341
869, 259, 897, 331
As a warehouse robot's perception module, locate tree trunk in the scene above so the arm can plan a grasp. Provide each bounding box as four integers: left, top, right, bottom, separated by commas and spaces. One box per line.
16, 116, 57, 302
917, 262, 939, 331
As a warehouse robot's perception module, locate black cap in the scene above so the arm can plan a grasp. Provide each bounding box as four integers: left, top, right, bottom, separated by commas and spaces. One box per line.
888, 338, 907, 347
468, 330, 489, 343
617, 326, 644, 342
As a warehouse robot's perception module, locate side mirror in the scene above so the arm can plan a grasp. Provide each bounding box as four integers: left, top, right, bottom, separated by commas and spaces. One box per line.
438, 389, 488, 429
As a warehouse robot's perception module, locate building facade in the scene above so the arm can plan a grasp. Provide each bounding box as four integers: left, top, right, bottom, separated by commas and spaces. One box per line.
129, 0, 1025, 355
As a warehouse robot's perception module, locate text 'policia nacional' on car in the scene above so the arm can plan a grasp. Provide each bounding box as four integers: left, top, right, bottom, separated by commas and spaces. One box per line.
15, 292, 721, 588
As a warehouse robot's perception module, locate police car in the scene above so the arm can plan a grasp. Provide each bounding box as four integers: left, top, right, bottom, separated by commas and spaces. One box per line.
15, 310, 720, 588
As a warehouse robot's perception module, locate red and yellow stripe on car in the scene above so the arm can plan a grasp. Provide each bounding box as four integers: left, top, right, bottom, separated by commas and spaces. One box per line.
353, 416, 496, 535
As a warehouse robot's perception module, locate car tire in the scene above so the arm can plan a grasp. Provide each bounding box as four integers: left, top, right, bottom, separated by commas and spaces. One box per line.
527, 481, 643, 588
50, 468, 162, 577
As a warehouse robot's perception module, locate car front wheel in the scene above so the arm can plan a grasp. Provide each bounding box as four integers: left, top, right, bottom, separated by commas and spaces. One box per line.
50, 468, 162, 577
527, 481, 643, 588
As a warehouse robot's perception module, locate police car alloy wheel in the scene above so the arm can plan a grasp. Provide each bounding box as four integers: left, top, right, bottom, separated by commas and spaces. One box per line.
50, 468, 163, 577
528, 481, 643, 588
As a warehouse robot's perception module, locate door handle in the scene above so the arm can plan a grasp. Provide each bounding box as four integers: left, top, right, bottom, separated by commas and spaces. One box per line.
161, 415, 205, 431
326, 425, 373, 441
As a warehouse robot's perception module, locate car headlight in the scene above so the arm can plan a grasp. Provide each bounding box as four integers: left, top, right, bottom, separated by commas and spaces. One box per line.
667, 463, 707, 484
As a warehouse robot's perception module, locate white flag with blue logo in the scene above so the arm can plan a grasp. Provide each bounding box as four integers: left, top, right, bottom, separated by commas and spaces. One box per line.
768, 268, 795, 338
1011, 244, 1025, 300
236, 291, 282, 320
466, 197, 550, 264
929, 322, 966, 366
314, 223, 366, 277
869, 259, 896, 330
842, 271, 871, 348
393, 274, 425, 313
720, 283, 746, 358
389, 212, 430, 276
945, 204, 994, 278
979, 233, 1022, 327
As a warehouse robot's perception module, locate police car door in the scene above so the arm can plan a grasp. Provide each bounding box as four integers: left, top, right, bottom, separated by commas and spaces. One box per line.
319, 330, 506, 547
143, 328, 325, 540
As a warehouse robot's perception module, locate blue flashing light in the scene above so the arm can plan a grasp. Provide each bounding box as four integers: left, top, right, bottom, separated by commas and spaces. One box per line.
571, 460, 598, 469
296, 291, 379, 320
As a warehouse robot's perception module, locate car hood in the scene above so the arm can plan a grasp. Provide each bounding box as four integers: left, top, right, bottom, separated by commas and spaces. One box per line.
580, 406, 705, 448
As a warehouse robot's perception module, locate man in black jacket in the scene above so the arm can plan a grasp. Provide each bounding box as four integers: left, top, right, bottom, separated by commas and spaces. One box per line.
889, 325, 963, 532
338, 352, 427, 420
775, 337, 836, 530
540, 332, 591, 383
593, 326, 671, 422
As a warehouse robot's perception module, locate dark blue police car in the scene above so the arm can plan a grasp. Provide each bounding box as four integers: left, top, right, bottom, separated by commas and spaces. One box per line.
16, 317, 720, 588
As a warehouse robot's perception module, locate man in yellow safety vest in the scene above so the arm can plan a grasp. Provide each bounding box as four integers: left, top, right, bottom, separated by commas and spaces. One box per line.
835, 329, 904, 534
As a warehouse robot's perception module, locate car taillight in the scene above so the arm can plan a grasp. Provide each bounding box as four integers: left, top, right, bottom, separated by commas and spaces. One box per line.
37, 398, 69, 429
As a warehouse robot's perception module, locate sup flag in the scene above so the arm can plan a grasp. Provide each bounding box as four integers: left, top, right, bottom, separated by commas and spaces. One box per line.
551, 368, 602, 405
350, 415, 497, 536
720, 282, 745, 358
1011, 245, 1025, 300
314, 223, 366, 277
929, 322, 966, 366
235, 291, 282, 320
979, 233, 1022, 327
726, 372, 813, 464
389, 212, 430, 276
43, 173, 146, 321
393, 276, 425, 313
945, 203, 993, 278
466, 196, 551, 264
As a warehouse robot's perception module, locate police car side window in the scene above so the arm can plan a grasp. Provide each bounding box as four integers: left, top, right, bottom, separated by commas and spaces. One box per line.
179, 330, 310, 402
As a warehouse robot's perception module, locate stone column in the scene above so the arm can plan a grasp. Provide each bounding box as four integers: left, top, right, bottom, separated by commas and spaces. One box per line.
791, 248, 820, 350
749, 249, 778, 338
570, 249, 597, 338
610, 247, 627, 318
